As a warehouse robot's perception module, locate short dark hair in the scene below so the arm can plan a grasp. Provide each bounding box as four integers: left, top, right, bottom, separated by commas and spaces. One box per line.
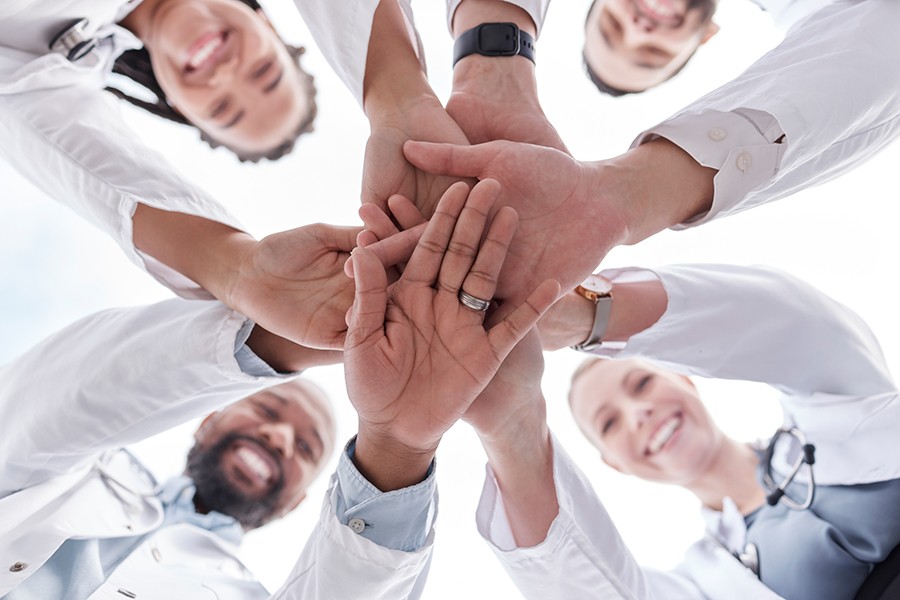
106, 0, 316, 162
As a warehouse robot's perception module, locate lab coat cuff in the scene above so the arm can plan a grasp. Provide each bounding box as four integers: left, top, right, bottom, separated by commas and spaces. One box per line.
333, 437, 437, 552
633, 110, 785, 227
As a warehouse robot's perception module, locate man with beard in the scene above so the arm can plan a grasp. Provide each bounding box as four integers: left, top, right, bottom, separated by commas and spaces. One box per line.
0, 297, 435, 599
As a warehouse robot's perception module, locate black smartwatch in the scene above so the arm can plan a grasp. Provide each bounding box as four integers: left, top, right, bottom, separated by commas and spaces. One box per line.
453, 22, 535, 66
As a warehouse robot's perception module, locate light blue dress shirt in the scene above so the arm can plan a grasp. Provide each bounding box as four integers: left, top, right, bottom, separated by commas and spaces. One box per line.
7, 323, 435, 598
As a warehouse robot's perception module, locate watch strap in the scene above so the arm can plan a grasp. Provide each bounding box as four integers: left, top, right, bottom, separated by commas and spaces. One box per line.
572, 294, 613, 352
453, 23, 535, 66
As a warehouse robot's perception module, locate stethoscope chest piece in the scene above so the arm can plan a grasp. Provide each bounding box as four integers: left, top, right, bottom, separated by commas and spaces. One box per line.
49, 18, 98, 62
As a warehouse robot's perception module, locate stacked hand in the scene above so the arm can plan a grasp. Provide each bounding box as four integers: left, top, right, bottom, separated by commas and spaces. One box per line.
343, 180, 559, 490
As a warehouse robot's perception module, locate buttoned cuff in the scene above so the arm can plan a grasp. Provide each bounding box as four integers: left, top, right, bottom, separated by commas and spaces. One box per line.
333, 437, 437, 552
633, 109, 786, 228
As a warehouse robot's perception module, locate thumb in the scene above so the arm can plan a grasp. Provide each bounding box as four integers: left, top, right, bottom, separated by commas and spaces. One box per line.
345, 247, 389, 350
403, 140, 503, 179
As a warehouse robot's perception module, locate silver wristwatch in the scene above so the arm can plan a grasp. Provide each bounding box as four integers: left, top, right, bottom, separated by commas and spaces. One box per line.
571, 274, 613, 352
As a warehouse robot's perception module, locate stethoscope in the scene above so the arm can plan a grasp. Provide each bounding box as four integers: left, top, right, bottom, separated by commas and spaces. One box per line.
761, 426, 817, 510
711, 426, 817, 576
49, 18, 98, 62
93, 448, 163, 505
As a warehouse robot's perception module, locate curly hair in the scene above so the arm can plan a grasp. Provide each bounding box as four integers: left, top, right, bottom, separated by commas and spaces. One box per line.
106, 0, 316, 162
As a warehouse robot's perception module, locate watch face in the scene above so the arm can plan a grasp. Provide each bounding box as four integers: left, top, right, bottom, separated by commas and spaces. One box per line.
580, 273, 613, 296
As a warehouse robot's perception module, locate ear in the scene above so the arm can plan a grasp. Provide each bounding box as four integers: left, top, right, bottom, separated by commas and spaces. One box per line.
194, 412, 218, 442
700, 21, 720, 45
601, 452, 630, 475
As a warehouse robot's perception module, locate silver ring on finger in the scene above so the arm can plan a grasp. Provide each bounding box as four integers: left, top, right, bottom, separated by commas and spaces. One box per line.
458, 289, 491, 312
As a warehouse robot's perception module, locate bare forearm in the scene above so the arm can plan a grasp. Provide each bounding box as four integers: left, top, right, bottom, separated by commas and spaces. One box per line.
602, 138, 716, 245
451, 0, 536, 36
539, 277, 668, 350
480, 401, 558, 548
245, 326, 342, 373
363, 0, 435, 121
132, 203, 253, 302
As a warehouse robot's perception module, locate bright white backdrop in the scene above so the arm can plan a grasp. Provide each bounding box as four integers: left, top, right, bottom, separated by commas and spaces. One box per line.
2, 1, 899, 597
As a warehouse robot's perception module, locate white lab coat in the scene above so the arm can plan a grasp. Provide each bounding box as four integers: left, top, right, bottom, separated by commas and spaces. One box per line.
637, 0, 900, 228
0, 299, 433, 599
0, 0, 244, 299
476, 264, 900, 600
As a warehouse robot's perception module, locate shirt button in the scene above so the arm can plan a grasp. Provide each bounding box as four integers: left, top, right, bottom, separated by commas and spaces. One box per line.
348, 518, 366, 534
9, 562, 28, 573
736, 152, 753, 171
708, 127, 727, 142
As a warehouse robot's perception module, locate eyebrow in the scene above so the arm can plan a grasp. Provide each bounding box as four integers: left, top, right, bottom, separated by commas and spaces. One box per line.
263, 68, 284, 94
223, 109, 245, 129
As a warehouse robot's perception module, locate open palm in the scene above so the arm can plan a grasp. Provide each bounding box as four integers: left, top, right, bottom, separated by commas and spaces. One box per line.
344, 181, 559, 454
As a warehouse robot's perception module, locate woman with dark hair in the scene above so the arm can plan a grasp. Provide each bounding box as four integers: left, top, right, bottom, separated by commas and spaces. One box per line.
0, 0, 360, 354
109, 0, 317, 162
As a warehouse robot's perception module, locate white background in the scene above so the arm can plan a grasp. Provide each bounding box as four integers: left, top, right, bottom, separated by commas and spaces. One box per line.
2, 0, 899, 597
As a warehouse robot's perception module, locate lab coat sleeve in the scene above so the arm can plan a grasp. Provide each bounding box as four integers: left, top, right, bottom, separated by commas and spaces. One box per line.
591, 264, 896, 399
0, 299, 290, 498
270, 469, 434, 600
476, 434, 705, 600
292, 0, 425, 107
633, 0, 900, 227
0, 81, 244, 299
444, 0, 552, 36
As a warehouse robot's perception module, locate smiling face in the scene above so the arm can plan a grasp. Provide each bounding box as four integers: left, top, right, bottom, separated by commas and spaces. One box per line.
139, 0, 313, 157
569, 358, 724, 485
186, 380, 336, 529
583, 0, 719, 94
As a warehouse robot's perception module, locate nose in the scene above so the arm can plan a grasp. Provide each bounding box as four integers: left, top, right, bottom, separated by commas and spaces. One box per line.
208, 55, 239, 87
258, 422, 295, 459
629, 402, 654, 430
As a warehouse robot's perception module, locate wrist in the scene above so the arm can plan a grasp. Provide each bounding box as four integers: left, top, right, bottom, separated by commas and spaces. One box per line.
537, 291, 596, 350
354, 425, 437, 492
451, 0, 537, 37
132, 203, 255, 303
478, 392, 548, 457
245, 326, 342, 373
606, 138, 716, 245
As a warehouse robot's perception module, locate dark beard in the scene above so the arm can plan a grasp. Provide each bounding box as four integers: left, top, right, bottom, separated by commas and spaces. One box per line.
185, 432, 286, 529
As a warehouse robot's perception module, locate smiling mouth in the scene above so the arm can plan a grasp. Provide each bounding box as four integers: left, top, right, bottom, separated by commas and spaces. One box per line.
184, 30, 229, 74
635, 0, 683, 24
646, 413, 683, 455
229, 439, 281, 492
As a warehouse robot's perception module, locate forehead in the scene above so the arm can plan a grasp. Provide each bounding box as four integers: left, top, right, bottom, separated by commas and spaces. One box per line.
230, 383, 335, 438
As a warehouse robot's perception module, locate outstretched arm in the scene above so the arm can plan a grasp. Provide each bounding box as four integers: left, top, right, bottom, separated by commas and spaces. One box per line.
539, 264, 895, 398
0, 298, 337, 497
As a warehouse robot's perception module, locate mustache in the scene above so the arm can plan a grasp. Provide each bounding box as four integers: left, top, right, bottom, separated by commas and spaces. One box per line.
185, 432, 287, 529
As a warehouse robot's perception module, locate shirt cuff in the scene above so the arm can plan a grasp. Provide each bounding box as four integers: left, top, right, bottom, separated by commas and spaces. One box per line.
633, 109, 786, 227
333, 437, 437, 552
232, 321, 280, 377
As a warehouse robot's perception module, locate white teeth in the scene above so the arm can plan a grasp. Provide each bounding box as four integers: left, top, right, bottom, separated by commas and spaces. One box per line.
641, 0, 677, 18
235, 446, 272, 482
188, 35, 223, 70
648, 415, 682, 454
